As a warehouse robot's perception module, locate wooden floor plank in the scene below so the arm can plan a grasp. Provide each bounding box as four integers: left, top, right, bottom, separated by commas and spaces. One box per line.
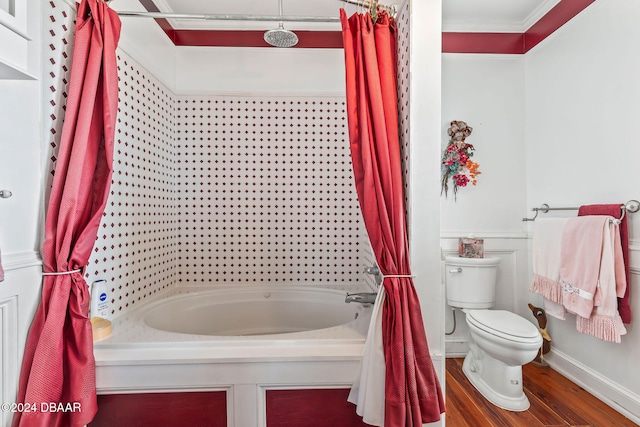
445, 371, 477, 427
446, 358, 638, 427
500, 402, 546, 427
523, 364, 638, 427
446, 358, 527, 427
522, 367, 600, 425
522, 388, 568, 426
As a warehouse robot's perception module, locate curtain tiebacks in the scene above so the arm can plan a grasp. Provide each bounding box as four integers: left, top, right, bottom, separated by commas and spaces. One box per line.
42, 268, 82, 276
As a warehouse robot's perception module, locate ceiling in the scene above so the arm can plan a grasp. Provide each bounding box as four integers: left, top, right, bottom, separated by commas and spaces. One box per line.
116, 0, 562, 33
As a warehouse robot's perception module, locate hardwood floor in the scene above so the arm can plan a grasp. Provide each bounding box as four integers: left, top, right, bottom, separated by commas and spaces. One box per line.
445, 358, 638, 427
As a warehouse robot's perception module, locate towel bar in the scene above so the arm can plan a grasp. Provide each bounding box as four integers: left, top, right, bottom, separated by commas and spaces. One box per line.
522, 200, 640, 222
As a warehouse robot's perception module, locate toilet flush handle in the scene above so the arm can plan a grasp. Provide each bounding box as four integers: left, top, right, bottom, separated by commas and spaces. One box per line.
449, 267, 462, 273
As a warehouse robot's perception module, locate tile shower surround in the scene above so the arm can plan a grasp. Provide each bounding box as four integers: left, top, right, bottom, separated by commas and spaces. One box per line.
45, 0, 409, 318
397, 3, 411, 224
86, 54, 178, 316
175, 96, 366, 286
89, 55, 375, 316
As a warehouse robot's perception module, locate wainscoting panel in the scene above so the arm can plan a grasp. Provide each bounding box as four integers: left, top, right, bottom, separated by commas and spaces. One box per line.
265, 388, 367, 427
0, 253, 42, 427
0, 296, 18, 427
89, 391, 227, 427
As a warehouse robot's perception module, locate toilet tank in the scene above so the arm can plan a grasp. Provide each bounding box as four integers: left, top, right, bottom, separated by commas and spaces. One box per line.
445, 256, 501, 309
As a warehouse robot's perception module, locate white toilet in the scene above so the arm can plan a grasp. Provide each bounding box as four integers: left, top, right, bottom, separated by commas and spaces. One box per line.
445, 256, 542, 411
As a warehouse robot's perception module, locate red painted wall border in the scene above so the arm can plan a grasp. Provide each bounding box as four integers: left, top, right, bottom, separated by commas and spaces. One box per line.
138, 0, 595, 52
442, 0, 596, 54
138, 0, 342, 48
524, 0, 596, 52
171, 30, 343, 48
442, 32, 525, 54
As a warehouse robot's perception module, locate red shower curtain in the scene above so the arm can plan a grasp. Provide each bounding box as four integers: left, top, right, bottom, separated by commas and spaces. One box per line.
13, 2, 121, 426
340, 9, 445, 426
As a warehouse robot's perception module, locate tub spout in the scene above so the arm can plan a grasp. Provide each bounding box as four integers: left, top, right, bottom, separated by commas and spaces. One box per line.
345, 292, 377, 305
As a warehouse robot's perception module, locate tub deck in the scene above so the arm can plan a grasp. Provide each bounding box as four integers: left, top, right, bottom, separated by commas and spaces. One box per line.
92, 286, 373, 427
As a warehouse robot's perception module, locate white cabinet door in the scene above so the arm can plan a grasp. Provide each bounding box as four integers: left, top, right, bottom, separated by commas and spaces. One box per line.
0, 0, 28, 37
0, 0, 32, 80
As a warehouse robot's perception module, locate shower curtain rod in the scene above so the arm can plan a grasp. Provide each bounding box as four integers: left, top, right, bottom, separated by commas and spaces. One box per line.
60, 0, 340, 22
92, 0, 395, 22
114, 11, 341, 23
339, 0, 397, 16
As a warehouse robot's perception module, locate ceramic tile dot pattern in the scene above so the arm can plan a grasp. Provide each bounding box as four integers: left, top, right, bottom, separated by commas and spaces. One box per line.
44, 0, 76, 196
86, 58, 372, 315
397, 4, 411, 227
175, 96, 369, 287
85, 51, 177, 316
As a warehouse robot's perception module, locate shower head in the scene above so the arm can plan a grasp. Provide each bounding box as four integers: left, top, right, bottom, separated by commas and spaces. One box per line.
264, 0, 298, 48
264, 23, 299, 48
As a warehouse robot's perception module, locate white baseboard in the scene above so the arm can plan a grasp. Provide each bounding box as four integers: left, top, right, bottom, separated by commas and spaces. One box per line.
444, 338, 468, 359
546, 348, 640, 424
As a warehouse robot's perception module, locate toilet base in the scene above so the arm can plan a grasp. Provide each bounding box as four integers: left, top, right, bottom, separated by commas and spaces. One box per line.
462, 351, 531, 411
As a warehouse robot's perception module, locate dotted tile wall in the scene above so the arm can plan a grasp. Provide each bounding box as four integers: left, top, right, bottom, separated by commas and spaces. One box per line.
44, 0, 75, 200
397, 4, 412, 229
84, 51, 177, 317
175, 96, 371, 288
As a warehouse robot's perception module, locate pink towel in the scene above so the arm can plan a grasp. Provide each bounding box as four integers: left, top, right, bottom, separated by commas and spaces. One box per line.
560, 216, 627, 342
579, 204, 631, 324
0, 249, 4, 282
559, 216, 609, 318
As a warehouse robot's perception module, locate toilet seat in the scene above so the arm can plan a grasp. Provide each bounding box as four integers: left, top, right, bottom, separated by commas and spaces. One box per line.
467, 310, 540, 343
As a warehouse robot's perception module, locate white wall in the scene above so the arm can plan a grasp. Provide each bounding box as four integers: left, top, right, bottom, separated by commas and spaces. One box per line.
525, 0, 640, 419
409, 0, 446, 416
115, 0, 176, 89
524, 0, 640, 236
441, 54, 526, 235
174, 47, 346, 95
441, 54, 530, 351
443, 0, 640, 421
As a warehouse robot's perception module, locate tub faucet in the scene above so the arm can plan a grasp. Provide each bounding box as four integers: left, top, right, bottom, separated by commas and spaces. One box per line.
364, 266, 380, 275
364, 265, 383, 287
345, 292, 377, 305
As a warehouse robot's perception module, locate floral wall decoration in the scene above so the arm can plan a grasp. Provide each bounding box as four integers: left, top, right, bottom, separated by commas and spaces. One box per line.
440, 120, 480, 200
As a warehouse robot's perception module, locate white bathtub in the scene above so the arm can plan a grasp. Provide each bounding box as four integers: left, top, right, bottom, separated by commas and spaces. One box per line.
93, 286, 373, 427
143, 287, 365, 336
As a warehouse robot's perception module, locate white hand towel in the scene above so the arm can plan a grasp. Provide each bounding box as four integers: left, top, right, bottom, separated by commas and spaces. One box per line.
530, 218, 569, 316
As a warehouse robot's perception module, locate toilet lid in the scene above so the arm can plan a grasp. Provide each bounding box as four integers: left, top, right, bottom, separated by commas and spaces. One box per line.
467, 310, 540, 341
